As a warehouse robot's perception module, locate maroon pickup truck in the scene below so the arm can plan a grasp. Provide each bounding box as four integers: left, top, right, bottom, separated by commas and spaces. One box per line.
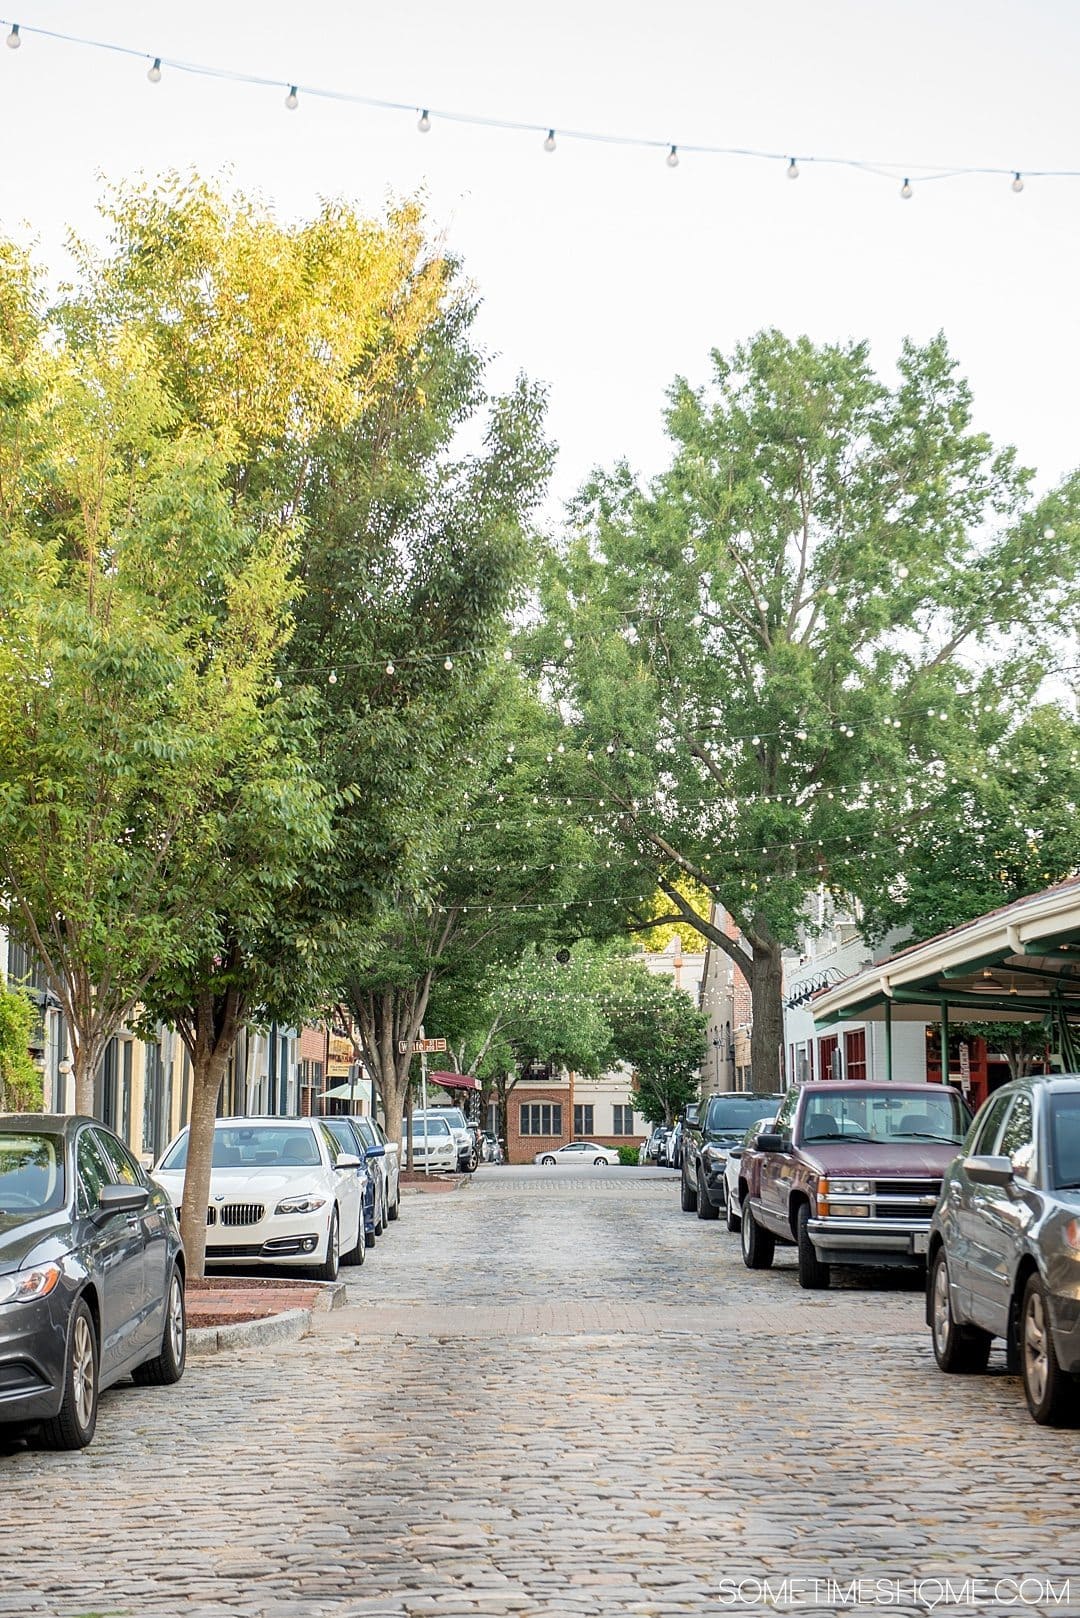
737, 1080, 970, 1289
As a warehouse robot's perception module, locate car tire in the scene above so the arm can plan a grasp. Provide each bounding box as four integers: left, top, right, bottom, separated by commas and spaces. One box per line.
314, 1209, 341, 1281
541, 1155, 557, 1166
374, 1185, 384, 1237
930, 1250, 991, 1373
342, 1201, 366, 1266
695, 1170, 719, 1220
387, 1186, 400, 1222
726, 1187, 742, 1232
40, 1298, 98, 1450
593, 1157, 608, 1167
133, 1267, 187, 1385
1021, 1272, 1078, 1424
680, 1171, 698, 1213
796, 1204, 830, 1290
741, 1200, 775, 1269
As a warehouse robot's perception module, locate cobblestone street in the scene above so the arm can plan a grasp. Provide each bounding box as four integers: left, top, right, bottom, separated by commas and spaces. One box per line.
4, 1167, 1079, 1618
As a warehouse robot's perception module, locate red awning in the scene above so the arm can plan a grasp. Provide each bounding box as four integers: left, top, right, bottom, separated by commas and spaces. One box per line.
430, 1071, 479, 1091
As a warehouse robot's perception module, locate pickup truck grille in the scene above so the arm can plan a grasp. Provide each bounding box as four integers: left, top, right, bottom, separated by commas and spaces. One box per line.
870, 1178, 941, 1219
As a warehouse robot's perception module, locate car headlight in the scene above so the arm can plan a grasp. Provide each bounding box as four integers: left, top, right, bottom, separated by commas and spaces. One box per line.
275, 1195, 327, 1215
702, 1146, 727, 1168
829, 1178, 872, 1195
0, 1263, 62, 1305
1064, 1218, 1080, 1253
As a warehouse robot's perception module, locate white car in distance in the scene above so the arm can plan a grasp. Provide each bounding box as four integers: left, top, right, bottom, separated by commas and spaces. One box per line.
534, 1141, 621, 1167
402, 1115, 457, 1171
723, 1116, 777, 1232
154, 1117, 365, 1281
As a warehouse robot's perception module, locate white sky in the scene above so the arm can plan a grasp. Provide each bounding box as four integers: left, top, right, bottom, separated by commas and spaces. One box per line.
3, 0, 1079, 512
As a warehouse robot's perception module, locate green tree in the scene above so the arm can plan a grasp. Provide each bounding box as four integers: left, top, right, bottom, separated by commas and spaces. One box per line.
601, 966, 707, 1126
536, 330, 1080, 1092
0, 978, 41, 1111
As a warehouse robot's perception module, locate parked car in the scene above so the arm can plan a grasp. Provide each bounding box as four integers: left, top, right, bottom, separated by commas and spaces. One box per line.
154, 1117, 364, 1281
534, 1142, 620, 1166
723, 1116, 778, 1231
321, 1116, 381, 1250
481, 1132, 503, 1164
413, 1107, 477, 1173
403, 1115, 457, 1171
928, 1073, 1080, 1425
0, 1114, 186, 1450
660, 1123, 683, 1169
345, 1113, 401, 1224
644, 1127, 669, 1164
738, 1080, 970, 1288
680, 1092, 785, 1219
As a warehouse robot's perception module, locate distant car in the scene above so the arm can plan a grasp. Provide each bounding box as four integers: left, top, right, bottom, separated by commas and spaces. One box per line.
0, 1114, 186, 1450
661, 1123, 683, 1169
320, 1116, 382, 1250
413, 1107, 477, 1173
680, 1092, 786, 1219
481, 1132, 503, 1164
345, 1114, 401, 1225
723, 1117, 778, 1231
534, 1142, 620, 1167
154, 1117, 364, 1281
403, 1115, 457, 1171
644, 1128, 669, 1164
928, 1073, 1080, 1425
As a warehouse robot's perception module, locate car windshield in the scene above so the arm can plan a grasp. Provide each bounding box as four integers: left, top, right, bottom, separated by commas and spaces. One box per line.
801, 1090, 967, 1144
0, 1133, 66, 1227
160, 1126, 320, 1170
410, 1119, 451, 1137
419, 1109, 465, 1129
1048, 1093, 1080, 1190
707, 1097, 780, 1134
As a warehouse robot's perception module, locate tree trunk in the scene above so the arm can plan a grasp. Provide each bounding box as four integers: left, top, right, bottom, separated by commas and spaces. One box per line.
747, 927, 784, 1095
73, 1039, 96, 1116
181, 1047, 231, 1280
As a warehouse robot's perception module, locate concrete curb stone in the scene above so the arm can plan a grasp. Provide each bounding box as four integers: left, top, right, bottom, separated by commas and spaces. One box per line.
188, 1305, 313, 1356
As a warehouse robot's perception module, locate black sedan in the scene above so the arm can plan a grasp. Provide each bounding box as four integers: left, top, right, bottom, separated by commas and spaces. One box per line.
0, 1113, 186, 1449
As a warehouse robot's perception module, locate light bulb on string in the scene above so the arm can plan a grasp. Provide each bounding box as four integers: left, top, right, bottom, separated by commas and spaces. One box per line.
147, 57, 162, 82
385, 662, 395, 675
444, 657, 453, 671
285, 85, 299, 110
666, 145, 679, 168
900, 178, 913, 199
327, 669, 337, 684
5, 23, 20, 47
787, 157, 799, 179
543, 129, 556, 153
1012, 172, 1024, 193
417, 108, 431, 133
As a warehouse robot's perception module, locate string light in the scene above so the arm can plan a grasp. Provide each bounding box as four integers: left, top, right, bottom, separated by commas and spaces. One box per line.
327, 669, 337, 684
900, 178, 913, 199
444, 657, 453, 671
147, 56, 161, 83
666, 145, 679, 169
1012, 172, 1024, 193
0, 19, 1062, 201
284, 85, 299, 111
385, 661, 395, 675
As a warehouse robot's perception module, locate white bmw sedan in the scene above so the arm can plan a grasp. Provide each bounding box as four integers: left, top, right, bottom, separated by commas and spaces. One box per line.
533, 1141, 621, 1167
154, 1118, 364, 1281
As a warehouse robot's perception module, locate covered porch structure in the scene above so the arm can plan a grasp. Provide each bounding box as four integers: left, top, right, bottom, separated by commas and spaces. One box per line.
811, 877, 1080, 1108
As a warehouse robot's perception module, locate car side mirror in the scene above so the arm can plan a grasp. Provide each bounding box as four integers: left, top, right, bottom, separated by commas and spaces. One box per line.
335, 1153, 362, 1170
755, 1132, 786, 1153
96, 1183, 150, 1219
683, 1104, 700, 1127
963, 1153, 1015, 1188
364, 1144, 386, 1160
729, 1146, 744, 1159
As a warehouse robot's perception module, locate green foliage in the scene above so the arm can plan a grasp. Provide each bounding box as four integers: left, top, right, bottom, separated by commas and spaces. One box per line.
616, 1145, 641, 1166
600, 964, 707, 1126
0, 978, 41, 1111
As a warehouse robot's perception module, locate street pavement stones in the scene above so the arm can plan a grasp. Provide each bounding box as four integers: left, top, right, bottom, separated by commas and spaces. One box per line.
2, 1165, 1079, 1618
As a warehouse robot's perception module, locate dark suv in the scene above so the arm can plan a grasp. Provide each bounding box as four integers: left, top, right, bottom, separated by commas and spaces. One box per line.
680, 1092, 784, 1220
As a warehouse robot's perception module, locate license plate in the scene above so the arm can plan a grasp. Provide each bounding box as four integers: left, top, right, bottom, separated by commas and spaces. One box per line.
912, 1231, 929, 1255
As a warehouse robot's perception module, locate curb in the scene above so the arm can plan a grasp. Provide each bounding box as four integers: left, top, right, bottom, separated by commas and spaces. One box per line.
188, 1306, 313, 1357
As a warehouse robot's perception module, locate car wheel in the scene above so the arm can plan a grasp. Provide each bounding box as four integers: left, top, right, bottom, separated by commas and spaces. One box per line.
796, 1203, 830, 1290
314, 1209, 341, 1281
741, 1199, 775, 1269
387, 1186, 400, 1222
1021, 1272, 1078, 1424
374, 1185, 384, 1237
593, 1156, 608, 1167
133, 1267, 187, 1385
695, 1170, 719, 1220
680, 1170, 698, 1213
726, 1186, 742, 1232
541, 1155, 557, 1166
930, 1250, 991, 1373
41, 1298, 98, 1450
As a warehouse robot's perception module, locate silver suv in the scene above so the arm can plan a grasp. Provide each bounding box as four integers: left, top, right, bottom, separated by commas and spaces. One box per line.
928, 1073, 1080, 1425
412, 1107, 477, 1173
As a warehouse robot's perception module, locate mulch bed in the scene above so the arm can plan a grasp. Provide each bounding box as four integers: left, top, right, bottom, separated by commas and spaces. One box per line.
186, 1276, 325, 1331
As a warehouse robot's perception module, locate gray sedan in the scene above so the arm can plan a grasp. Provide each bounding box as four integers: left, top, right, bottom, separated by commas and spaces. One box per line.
927, 1074, 1080, 1424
